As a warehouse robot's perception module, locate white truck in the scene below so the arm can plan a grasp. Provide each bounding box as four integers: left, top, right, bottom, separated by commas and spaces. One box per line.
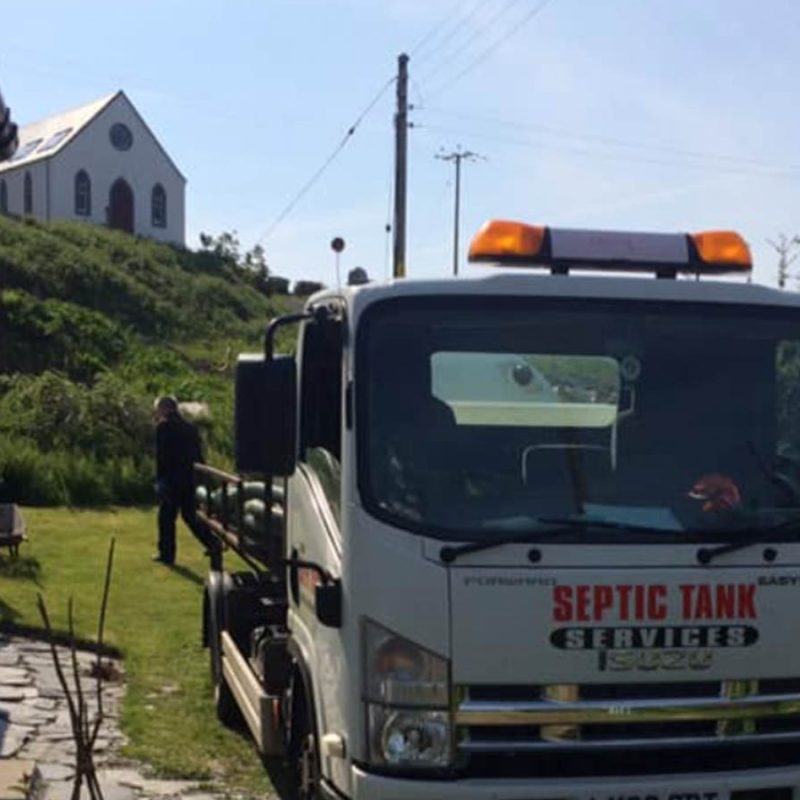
197, 219, 800, 800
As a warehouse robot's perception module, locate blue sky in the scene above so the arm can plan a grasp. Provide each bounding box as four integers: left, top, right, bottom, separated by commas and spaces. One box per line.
2, 0, 799, 286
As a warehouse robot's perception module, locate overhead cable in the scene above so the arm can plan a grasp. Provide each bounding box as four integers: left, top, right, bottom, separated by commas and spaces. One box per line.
419, 0, 529, 85
257, 76, 395, 244
412, 0, 488, 67
420, 106, 800, 172
418, 122, 800, 178
425, 0, 556, 98
409, 0, 473, 59
383, 162, 394, 280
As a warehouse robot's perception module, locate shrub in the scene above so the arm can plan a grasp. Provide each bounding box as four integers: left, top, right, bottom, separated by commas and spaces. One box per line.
0, 216, 310, 506
0, 439, 68, 506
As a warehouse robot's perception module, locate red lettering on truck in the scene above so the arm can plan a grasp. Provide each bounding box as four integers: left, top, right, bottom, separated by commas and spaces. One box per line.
552, 583, 757, 623
552, 584, 667, 623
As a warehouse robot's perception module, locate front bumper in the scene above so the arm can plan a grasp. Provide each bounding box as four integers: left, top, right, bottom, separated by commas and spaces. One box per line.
345, 763, 800, 800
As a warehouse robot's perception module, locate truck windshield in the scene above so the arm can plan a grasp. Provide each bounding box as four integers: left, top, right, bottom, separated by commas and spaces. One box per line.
356, 296, 800, 541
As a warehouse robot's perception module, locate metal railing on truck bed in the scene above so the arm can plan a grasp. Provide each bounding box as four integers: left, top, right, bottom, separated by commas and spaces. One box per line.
194, 464, 285, 571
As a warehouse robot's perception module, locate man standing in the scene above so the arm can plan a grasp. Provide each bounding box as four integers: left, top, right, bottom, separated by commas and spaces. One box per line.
154, 396, 220, 567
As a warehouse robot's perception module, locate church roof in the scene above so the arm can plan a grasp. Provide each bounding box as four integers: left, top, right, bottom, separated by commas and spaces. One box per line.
0, 92, 119, 174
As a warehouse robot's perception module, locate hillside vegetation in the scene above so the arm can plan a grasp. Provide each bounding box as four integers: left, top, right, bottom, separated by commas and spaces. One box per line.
0, 216, 299, 505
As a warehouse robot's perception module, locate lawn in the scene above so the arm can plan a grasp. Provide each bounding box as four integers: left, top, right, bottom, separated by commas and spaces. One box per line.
0, 506, 279, 796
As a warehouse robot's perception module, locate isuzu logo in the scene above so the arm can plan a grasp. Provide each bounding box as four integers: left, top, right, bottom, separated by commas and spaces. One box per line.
596, 649, 715, 672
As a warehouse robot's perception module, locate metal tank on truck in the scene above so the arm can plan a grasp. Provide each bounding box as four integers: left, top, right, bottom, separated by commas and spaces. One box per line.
196, 219, 800, 800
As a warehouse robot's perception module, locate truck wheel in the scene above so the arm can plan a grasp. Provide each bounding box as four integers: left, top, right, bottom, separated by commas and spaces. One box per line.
214, 672, 244, 729
208, 610, 243, 729
297, 729, 320, 800
291, 677, 320, 800
207, 613, 222, 687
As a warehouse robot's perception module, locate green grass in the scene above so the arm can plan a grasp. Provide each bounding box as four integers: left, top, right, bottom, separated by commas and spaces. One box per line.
0, 506, 277, 795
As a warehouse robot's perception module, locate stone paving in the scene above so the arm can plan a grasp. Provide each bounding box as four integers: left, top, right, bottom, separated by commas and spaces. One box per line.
0, 636, 268, 800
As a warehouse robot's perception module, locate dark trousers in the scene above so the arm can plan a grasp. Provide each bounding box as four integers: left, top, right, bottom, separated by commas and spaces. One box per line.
158, 486, 220, 567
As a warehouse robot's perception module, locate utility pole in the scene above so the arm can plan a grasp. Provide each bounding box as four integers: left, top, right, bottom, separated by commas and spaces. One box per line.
393, 53, 409, 279
436, 148, 481, 276
767, 233, 800, 289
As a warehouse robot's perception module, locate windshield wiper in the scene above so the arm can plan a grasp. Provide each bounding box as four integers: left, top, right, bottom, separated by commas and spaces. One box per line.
439, 518, 674, 564
537, 516, 679, 534
697, 518, 800, 564
440, 534, 545, 564
440, 516, 800, 566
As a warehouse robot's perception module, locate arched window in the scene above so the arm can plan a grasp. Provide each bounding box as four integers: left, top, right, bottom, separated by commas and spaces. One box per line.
23, 172, 32, 215
0, 180, 7, 214
74, 170, 91, 217
151, 183, 167, 228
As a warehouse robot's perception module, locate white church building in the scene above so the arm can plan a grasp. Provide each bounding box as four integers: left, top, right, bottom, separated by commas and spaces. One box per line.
0, 91, 185, 245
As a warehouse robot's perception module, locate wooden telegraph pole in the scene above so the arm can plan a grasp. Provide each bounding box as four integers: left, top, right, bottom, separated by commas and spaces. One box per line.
393, 53, 409, 279
436, 148, 481, 276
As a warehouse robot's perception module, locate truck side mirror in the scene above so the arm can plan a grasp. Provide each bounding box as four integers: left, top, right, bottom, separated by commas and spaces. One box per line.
315, 580, 342, 628
235, 354, 297, 476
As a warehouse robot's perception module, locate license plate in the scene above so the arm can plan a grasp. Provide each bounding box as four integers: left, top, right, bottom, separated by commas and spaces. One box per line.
584, 789, 792, 800
586, 793, 720, 800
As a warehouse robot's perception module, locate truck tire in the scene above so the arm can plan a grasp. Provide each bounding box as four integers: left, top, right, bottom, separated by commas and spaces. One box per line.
290, 670, 320, 800
205, 585, 244, 729
205, 596, 222, 687
214, 671, 243, 729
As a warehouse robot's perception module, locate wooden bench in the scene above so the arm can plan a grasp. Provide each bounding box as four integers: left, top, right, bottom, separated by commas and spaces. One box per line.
0, 504, 26, 559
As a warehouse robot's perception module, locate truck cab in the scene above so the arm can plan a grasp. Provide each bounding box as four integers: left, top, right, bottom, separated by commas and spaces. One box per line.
199, 221, 800, 800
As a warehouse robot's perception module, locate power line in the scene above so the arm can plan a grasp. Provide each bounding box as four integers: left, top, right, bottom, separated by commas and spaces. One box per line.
257, 76, 395, 245
418, 122, 800, 179
383, 166, 394, 281
419, 0, 528, 85
425, 0, 556, 98
409, 0, 472, 59
420, 106, 800, 172
412, 0, 488, 67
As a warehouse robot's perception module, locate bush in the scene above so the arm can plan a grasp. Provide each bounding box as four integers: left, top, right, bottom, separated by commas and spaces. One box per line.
0, 439, 68, 506
293, 280, 324, 296
0, 217, 310, 506
0, 216, 278, 339
0, 442, 155, 508
0, 289, 128, 380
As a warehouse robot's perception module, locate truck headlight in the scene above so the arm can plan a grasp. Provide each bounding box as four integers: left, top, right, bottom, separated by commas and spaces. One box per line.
363, 620, 452, 769
367, 706, 450, 766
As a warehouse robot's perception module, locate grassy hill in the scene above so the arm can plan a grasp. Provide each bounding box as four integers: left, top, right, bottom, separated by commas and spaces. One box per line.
0, 216, 299, 505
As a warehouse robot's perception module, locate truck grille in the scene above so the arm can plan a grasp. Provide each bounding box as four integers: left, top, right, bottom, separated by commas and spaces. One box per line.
455, 680, 800, 776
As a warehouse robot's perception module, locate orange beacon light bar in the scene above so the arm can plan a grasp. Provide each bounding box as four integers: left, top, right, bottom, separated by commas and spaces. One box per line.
468, 220, 752, 277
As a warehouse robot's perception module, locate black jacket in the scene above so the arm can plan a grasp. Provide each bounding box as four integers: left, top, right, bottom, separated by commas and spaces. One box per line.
156, 413, 203, 492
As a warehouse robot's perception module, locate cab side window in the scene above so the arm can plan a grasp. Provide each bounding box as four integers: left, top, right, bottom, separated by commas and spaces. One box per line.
299, 313, 343, 523
299, 313, 343, 462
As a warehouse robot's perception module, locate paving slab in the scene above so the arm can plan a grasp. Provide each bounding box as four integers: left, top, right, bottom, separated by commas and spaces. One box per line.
0, 668, 30, 687
0, 724, 31, 758
35, 763, 73, 783
0, 704, 56, 727
30, 700, 57, 713
0, 635, 272, 800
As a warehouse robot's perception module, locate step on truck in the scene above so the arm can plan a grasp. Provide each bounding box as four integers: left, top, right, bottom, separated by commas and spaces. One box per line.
197, 219, 800, 800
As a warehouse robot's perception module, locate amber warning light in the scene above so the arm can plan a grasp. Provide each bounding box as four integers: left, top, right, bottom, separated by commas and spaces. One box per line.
468, 220, 752, 276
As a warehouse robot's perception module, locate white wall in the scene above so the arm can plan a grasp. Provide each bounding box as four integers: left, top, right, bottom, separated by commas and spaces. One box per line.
49, 94, 186, 245
0, 161, 48, 219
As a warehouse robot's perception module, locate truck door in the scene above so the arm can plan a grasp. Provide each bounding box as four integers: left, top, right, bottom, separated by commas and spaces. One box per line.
286, 306, 346, 786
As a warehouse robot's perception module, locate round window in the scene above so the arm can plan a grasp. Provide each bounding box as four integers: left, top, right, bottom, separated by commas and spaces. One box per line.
109, 123, 133, 151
